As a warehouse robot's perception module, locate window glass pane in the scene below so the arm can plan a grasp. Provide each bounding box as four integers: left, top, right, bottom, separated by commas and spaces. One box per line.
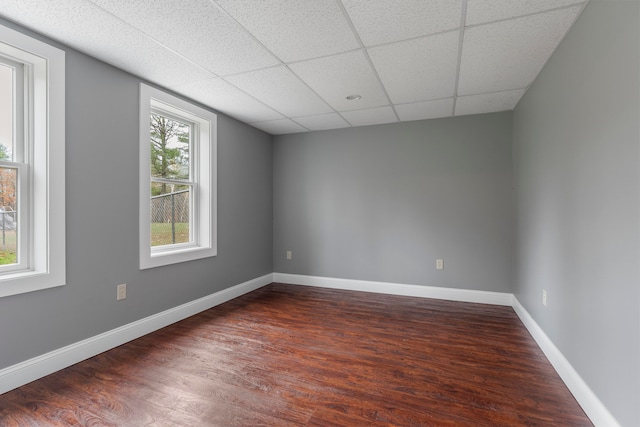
0, 63, 13, 161
0, 166, 17, 265
150, 113, 190, 181
150, 182, 190, 247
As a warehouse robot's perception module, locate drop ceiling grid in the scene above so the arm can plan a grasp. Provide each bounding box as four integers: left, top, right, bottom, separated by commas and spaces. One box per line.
465, 0, 586, 26
287, 49, 388, 113
341, 0, 463, 46
214, 0, 360, 63
368, 31, 460, 105
88, 0, 281, 76
169, 78, 285, 124
225, 66, 335, 118
0, 0, 217, 87
293, 113, 351, 131
396, 98, 455, 122
457, 5, 584, 96
225, 0, 588, 132
455, 89, 527, 116
341, 106, 398, 127
0, 0, 590, 134
251, 118, 308, 135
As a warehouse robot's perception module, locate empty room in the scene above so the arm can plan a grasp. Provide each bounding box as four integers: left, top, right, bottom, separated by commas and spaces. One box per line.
0, 0, 638, 426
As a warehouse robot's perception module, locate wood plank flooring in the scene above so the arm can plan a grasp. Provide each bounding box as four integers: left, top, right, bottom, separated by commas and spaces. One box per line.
0, 283, 592, 426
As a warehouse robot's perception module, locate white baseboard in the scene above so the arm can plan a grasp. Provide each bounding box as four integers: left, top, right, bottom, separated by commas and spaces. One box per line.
511, 297, 620, 427
0, 273, 273, 396
0, 271, 618, 427
273, 272, 513, 306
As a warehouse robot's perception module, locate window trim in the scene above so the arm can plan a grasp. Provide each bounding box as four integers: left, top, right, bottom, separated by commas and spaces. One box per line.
0, 24, 65, 297
139, 83, 217, 269
0, 56, 28, 275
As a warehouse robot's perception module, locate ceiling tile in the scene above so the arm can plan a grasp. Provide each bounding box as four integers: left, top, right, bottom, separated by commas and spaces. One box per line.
293, 113, 350, 131
341, 106, 398, 127
455, 89, 526, 116
289, 50, 388, 112
215, 0, 359, 62
226, 66, 333, 117
458, 6, 582, 95
396, 98, 454, 122
0, 0, 588, 132
250, 119, 308, 135
89, 0, 280, 76
368, 31, 459, 104
170, 78, 284, 123
0, 0, 214, 87
466, 0, 585, 26
342, 0, 462, 46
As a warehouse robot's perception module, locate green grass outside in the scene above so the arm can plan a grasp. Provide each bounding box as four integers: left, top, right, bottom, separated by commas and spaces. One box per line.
0, 250, 16, 265
151, 222, 190, 246
0, 230, 17, 265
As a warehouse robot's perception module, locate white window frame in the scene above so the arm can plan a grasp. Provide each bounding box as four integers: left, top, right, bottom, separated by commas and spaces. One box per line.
139, 83, 217, 269
0, 24, 65, 298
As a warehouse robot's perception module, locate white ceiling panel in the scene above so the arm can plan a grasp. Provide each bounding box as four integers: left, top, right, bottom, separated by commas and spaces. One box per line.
0, 0, 215, 87
226, 66, 333, 117
294, 113, 350, 131
455, 89, 526, 116
215, 0, 359, 62
458, 6, 582, 96
250, 119, 308, 135
466, 0, 585, 26
396, 98, 454, 122
368, 31, 460, 104
89, 0, 279, 76
341, 106, 398, 127
342, 0, 462, 46
289, 50, 389, 112
0, 0, 589, 134
170, 78, 284, 123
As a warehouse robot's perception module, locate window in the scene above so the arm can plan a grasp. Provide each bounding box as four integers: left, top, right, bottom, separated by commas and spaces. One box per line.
139, 84, 216, 269
0, 25, 65, 297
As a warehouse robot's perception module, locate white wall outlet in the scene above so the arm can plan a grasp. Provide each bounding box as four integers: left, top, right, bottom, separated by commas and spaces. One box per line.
117, 283, 127, 301
286, 250, 292, 260
436, 259, 444, 270
542, 289, 547, 306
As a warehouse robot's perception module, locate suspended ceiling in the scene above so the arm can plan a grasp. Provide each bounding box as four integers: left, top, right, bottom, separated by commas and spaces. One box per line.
0, 0, 589, 134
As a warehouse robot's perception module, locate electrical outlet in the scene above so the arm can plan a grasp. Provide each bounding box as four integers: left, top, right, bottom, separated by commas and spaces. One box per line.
542, 289, 547, 306
117, 283, 127, 301
286, 251, 292, 260
436, 259, 444, 270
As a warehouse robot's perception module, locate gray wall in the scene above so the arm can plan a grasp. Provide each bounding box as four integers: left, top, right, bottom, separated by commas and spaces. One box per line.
512, 1, 640, 425
0, 19, 273, 370
274, 113, 513, 292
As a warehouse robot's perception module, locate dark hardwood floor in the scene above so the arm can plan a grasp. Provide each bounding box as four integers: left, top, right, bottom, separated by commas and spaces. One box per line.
0, 283, 592, 426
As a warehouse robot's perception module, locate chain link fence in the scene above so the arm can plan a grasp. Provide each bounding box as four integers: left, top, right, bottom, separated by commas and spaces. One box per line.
151, 190, 190, 246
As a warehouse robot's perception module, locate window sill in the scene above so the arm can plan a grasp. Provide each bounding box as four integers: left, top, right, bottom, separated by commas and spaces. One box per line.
0, 268, 65, 298
140, 245, 216, 270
